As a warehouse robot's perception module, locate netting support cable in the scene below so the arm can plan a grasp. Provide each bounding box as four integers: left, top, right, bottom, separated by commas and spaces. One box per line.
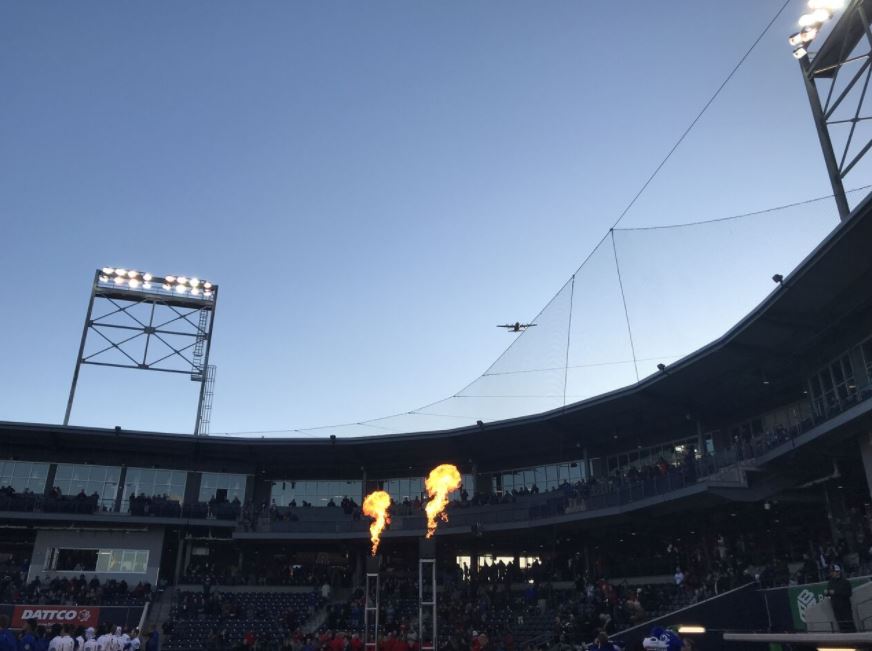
563, 274, 576, 407
613, 184, 872, 232
607, 0, 791, 231
610, 229, 639, 382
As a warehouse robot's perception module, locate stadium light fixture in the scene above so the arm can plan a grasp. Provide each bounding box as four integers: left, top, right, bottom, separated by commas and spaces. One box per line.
677, 626, 706, 635
808, 0, 845, 9
657, 363, 667, 372
789, 28, 819, 47
95, 268, 216, 302
772, 274, 784, 285
64, 267, 220, 435
799, 8, 832, 27
789, 0, 843, 56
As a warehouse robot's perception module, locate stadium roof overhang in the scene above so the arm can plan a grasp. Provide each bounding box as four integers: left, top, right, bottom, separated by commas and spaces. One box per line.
2, 194, 872, 477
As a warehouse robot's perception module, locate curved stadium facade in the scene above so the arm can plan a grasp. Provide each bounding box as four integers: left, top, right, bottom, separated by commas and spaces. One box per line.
1, 194, 872, 648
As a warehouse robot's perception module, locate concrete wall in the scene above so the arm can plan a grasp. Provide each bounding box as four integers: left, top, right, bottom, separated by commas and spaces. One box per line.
28, 527, 165, 585
852, 580, 872, 630
804, 597, 837, 632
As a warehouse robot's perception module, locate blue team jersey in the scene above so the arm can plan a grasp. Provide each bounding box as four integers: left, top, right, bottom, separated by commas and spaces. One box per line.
18, 633, 36, 651
0, 629, 18, 651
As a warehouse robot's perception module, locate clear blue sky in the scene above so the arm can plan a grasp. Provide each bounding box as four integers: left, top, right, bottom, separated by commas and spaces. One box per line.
0, 1, 850, 436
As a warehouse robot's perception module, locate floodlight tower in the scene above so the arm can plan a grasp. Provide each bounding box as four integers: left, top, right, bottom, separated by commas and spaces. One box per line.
64, 268, 219, 435
789, 0, 872, 220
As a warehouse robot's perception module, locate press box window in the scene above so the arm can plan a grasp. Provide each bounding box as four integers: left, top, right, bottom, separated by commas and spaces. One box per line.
44, 547, 149, 574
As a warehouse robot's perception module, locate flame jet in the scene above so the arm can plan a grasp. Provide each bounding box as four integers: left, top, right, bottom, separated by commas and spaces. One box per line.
424, 464, 462, 538
362, 490, 392, 555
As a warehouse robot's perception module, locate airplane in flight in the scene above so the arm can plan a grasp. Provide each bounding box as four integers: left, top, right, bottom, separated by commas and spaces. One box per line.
497, 322, 537, 333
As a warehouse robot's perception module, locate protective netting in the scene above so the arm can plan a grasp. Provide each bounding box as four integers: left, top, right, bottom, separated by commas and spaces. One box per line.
218, 187, 868, 439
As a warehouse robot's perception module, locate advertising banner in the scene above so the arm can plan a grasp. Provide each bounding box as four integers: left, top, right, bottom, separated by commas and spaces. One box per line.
787, 577, 867, 629
11, 605, 100, 628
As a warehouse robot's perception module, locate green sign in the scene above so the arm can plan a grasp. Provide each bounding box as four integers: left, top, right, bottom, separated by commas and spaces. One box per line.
787, 577, 868, 630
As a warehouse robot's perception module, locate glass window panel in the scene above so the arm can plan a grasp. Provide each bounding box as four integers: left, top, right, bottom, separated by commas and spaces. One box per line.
270, 479, 361, 507
821, 370, 834, 391
199, 472, 246, 502
54, 464, 120, 509
0, 461, 48, 493
96, 550, 111, 572
832, 361, 845, 383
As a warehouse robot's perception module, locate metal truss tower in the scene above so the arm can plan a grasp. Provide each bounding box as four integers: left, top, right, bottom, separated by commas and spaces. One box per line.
364, 555, 381, 651
794, 0, 872, 220
64, 267, 219, 435
418, 539, 437, 651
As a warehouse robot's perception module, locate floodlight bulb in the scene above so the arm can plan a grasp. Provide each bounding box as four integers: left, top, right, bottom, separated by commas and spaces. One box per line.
799, 8, 831, 25
114, 277, 126, 285
165, 275, 176, 282
127, 270, 138, 278
190, 287, 201, 296
99, 275, 110, 283
102, 267, 114, 275
802, 27, 819, 42
808, 0, 844, 9
143, 282, 152, 290
204, 289, 213, 297
176, 276, 188, 285
789, 32, 804, 46
203, 282, 212, 289
793, 46, 809, 58
115, 268, 127, 277
175, 285, 188, 294
128, 279, 141, 288
142, 273, 152, 282
190, 278, 200, 287
162, 283, 172, 290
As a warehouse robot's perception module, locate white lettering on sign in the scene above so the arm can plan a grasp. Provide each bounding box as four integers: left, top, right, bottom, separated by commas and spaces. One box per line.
20, 608, 88, 621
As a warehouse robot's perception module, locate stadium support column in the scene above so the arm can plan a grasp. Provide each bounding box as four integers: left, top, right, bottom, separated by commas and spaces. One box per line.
419, 539, 437, 651
174, 532, 185, 585
364, 556, 381, 651
860, 433, 872, 501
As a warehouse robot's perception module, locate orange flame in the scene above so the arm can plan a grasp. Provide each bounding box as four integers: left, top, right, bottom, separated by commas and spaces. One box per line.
362, 490, 392, 555
424, 464, 462, 538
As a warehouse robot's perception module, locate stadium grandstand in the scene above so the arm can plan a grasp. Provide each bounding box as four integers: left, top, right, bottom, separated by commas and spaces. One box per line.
5, 2, 872, 651
3, 187, 872, 651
